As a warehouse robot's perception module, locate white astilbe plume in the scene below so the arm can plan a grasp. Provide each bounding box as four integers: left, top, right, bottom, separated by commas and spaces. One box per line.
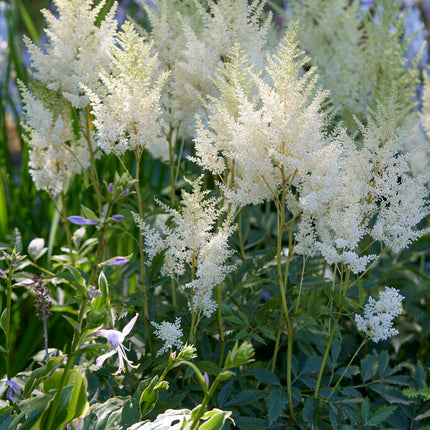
134, 177, 236, 318
152, 317, 184, 356
25, 0, 118, 108
20, 86, 90, 196
142, 0, 271, 137
85, 21, 168, 157
355, 287, 404, 342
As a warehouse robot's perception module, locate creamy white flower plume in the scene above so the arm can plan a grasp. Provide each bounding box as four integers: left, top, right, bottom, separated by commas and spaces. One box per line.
355, 287, 404, 343
152, 317, 183, 356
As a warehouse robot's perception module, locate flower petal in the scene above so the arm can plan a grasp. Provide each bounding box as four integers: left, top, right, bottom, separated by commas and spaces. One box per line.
104, 256, 129, 266
111, 214, 124, 222
122, 313, 139, 337
68, 216, 99, 226
96, 348, 117, 367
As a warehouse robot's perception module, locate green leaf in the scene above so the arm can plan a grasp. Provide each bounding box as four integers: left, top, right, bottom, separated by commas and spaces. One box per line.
39, 369, 88, 428
361, 353, 378, 383
0, 308, 6, 336
370, 383, 410, 405
302, 397, 316, 426
367, 405, 397, 425
267, 388, 288, 426
80, 205, 99, 222
64, 265, 86, 288
24, 355, 66, 397
361, 397, 370, 423
377, 351, 389, 378
199, 409, 232, 430
245, 367, 281, 386
224, 390, 265, 407
139, 376, 164, 418
258, 326, 277, 341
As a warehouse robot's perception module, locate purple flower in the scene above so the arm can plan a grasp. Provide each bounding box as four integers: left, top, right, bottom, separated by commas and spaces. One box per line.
96, 314, 139, 374
68, 216, 99, 226
0, 268, 6, 278
105, 256, 129, 266
6, 380, 22, 402
120, 188, 129, 196
89, 288, 102, 299
108, 183, 114, 193
111, 214, 124, 222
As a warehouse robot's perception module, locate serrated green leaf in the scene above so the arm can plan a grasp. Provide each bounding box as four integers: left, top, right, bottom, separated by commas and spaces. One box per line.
267, 388, 288, 426
245, 367, 280, 386
302, 397, 316, 425
361, 354, 378, 383
370, 383, 410, 405
367, 405, 397, 425
224, 390, 265, 407
258, 325, 277, 341
377, 351, 389, 378
361, 397, 370, 422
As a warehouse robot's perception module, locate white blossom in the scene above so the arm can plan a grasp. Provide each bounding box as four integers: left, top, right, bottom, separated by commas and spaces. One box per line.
355, 287, 404, 343
152, 317, 183, 356
134, 177, 236, 318
86, 20, 168, 157
25, 0, 117, 108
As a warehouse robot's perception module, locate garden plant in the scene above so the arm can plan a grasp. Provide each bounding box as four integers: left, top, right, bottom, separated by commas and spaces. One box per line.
1, 0, 430, 428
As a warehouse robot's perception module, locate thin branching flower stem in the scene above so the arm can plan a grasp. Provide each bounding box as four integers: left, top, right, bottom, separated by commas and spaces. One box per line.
60, 192, 75, 265
5, 265, 13, 379
133, 149, 153, 355
84, 106, 103, 214
271, 323, 284, 374
314, 267, 351, 399
276, 171, 296, 421
326, 338, 368, 403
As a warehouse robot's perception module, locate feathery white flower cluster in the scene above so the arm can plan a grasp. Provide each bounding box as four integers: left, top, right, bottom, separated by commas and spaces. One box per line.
86, 21, 168, 157
25, 0, 117, 108
21, 0, 118, 194
142, 0, 271, 136
134, 178, 236, 318
20, 87, 90, 196
355, 287, 404, 342
152, 317, 183, 356
193, 28, 343, 208
193, 25, 429, 273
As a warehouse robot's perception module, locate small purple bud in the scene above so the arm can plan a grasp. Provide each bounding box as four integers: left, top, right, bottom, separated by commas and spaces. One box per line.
108, 183, 114, 193
203, 372, 210, 388
120, 188, 129, 196
68, 216, 99, 226
89, 288, 102, 299
6, 380, 22, 402
111, 214, 124, 222
105, 257, 129, 266
0, 268, 6, 278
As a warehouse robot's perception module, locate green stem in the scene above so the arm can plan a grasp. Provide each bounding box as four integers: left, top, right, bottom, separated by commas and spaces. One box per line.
276, 173, 295, 421
314, 323, 336, 399
270, 323, 283, 374
60, 192, 75, 265
237, 209, 246, 262
5, 265, 13, 379
216, 283, 225, 366
134, 150, 153, 355
85, 107, 103, 214
326, 339, 368, 403
168, 126, 177, 206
